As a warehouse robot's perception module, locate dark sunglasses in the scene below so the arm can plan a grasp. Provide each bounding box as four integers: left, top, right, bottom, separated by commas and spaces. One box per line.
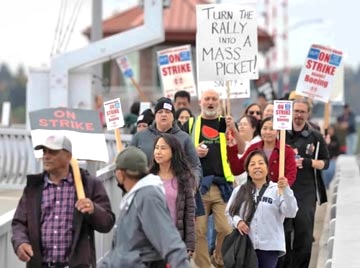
248, 111, 261, 115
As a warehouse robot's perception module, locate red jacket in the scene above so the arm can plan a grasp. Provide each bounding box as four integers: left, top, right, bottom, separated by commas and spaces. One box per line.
227, 140, 297, 186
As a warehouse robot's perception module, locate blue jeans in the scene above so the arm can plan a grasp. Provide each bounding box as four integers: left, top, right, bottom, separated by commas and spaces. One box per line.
256, 250, 279, 268
322, 158, 336, 189
207, 214, 216, 254
346, 133, 358, 155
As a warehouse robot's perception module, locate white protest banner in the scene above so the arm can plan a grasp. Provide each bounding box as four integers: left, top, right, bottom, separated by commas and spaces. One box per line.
296, 44, 343, 102
139, 102, 151, 114
103, 98, 125, 130
273, 100, 293, 130
29, 108, 109, 162
329, 62, 344, 103
196, 2, 258, 82
116, 56, 134, 78
157, 45, 197, 99
197, 79, 250, 100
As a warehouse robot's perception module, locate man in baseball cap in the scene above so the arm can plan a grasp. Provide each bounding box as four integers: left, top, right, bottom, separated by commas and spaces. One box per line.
34, 134, 72, 153
100, 146, 190, 267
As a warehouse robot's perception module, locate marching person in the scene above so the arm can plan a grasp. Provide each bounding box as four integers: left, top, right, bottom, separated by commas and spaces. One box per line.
183, 88, 233, 268
99, 146, 190, 268
12, 134, 115, 268
131, 97, 202, 187
284, 98, 329, 268
226, 150, 298, 268
150, 133, 196, 256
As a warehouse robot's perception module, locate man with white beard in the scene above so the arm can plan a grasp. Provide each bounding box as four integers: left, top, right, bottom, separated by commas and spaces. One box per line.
183, 89, 233, 268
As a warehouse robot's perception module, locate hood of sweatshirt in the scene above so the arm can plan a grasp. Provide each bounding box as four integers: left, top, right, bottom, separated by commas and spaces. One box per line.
119, 173, 164, 211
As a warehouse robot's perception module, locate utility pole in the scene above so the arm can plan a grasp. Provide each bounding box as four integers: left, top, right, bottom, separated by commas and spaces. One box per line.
92, 0, 103, 101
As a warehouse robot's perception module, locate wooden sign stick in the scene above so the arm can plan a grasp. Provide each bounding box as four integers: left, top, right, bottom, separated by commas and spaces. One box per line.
226, 81, 231, 116
130, 77, 148, 102
278, 129, 286, 195
323, 102, 331, 136
114, 128, 124, 152
70, 158, 85, 199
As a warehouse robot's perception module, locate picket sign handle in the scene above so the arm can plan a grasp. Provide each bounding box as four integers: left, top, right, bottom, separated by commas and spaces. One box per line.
323, 102, 331, 136
130, 77, 148, 102
278, 130, 286, 195
70, 158, 85, 199
114, 128, 124, 152
226, 80, 231, 116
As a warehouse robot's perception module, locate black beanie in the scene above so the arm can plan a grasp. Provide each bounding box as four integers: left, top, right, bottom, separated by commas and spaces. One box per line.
154, 97, 175, 115
137, 109, 154, 125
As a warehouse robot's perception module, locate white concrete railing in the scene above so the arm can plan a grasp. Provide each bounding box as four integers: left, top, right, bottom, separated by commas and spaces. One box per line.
0, 164, 121, 268
321, 155, 360, 268
0, 128, 132, 189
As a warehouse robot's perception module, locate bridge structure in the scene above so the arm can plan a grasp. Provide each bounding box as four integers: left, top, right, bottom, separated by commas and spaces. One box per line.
0, 128, 359, 268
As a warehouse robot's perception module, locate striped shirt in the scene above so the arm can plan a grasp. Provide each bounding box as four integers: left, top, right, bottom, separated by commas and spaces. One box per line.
40, 173, 76, 263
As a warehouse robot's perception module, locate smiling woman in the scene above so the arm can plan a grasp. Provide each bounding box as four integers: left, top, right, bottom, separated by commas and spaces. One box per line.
225, 149, 298, 268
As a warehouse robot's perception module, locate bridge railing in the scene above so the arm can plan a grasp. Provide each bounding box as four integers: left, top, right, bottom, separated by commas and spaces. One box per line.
0, 163, 120, 268
0, 127, 132, 189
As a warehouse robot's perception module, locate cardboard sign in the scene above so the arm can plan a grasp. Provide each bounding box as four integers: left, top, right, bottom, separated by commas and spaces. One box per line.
104, 98, 125, 130
197, 79, 250, 100
139, 102, 151, 114
196, 2, 258, 81
157, 45, 197, 98
296, 44, 343, 102
116, 56, 134, 78
273, 100, 293, 130
29, 108, 109, 162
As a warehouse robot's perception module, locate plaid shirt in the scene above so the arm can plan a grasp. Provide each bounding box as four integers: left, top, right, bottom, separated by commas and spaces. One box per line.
40, 173, 76, 263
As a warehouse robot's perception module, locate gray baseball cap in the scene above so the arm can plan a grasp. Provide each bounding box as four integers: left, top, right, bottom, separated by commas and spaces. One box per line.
34, 134, 72, 153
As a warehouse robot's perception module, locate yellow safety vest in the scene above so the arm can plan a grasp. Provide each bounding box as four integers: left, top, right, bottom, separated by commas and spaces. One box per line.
188, 116, 234, 182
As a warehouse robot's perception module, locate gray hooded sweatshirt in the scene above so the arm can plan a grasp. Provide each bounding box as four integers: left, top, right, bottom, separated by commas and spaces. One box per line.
99, 174, 190, 268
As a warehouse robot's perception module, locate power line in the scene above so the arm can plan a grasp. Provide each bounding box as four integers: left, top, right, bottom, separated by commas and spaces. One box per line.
50, 0, 66, 57
59, 0, 84, 53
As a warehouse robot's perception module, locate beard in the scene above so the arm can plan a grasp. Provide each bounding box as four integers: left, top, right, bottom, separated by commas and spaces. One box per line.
117, 182, 127, 194
203, 108, 218, 118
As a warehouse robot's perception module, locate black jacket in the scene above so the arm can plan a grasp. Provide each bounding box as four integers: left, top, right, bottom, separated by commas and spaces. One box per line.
286, 124, 329, 204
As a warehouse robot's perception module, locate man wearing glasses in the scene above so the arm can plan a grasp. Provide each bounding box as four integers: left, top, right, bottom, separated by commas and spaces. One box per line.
281, 98, 329, 268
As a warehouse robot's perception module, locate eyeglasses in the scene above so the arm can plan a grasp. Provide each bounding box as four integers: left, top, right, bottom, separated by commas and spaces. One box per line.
248, 111, 261, 116
294, 110, 307, 115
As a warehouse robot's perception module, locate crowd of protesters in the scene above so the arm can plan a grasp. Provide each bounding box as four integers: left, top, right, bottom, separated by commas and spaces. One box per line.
11, 88, 358, 268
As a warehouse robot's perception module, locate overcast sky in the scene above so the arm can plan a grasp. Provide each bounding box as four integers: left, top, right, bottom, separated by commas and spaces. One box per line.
0, 0, 357, 72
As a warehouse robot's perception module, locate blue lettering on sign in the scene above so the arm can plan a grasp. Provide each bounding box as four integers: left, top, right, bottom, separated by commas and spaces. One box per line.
180, 51, 191, 61
285, 103, 291, 110
124, 69, 133, 78
159, 55, 169, 65
308, 48, 320, 60
329, 54, 342, 66
115, 102, 120, 108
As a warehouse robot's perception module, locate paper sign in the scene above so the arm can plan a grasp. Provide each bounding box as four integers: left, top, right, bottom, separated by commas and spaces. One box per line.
116, 56, 134, 78
196, 3, 258, 81
139, 102, 151, 114
29, 108, 109, 162
296, 44, 343, 102
273, 100, 293, 130
103, 98, 125, 130
197, 79, 250, 100
157, 45, 197, 99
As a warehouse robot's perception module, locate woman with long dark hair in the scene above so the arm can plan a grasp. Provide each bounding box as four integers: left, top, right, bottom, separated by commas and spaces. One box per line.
227, 116, 297, 187
150, 133, 196, 257
225, 150, 298, 268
